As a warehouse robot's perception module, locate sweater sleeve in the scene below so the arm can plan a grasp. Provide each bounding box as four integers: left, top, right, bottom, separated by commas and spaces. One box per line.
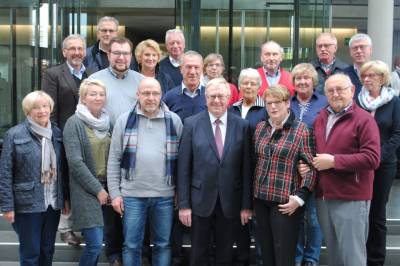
334, 115, 381, 171
107, 113, 129, 199
63, 117, 103, 197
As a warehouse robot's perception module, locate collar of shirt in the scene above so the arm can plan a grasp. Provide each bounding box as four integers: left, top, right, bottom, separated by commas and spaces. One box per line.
268, 113, 290, 131
108, 66, 128, 79
263, 67, 280, 78
233, 95, 265, 108
264, 67, 281, 86
181, 82, 202, 98
98, 42, 109, 53
327, 101, 352, 116
201, 75, 209, 87
66, 61, 86, 79
320, 58, 336, 72
209, 111, 228, 145
169, 56, 181, 67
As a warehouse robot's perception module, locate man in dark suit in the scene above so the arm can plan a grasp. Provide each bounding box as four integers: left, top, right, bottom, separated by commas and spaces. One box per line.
41, 34, 91, 247
178, 77, 252, 266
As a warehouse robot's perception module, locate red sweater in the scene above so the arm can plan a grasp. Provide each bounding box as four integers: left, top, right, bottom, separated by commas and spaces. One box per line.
257, 67, 295, 96
313, 102, 381, 200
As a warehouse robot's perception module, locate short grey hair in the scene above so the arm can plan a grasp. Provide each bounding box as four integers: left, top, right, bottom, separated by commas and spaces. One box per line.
97, 16, 119, 30
349, 33, 372, 47
165, 29, 185, 43
181, 50, 203, 64
62, 34, 86, 50
260, 40, 284, 53
238, 68, 261, 88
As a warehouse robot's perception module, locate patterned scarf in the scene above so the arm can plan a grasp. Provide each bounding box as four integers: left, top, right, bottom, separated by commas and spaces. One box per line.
358, 86, 395, 111
120, 102, 179, 185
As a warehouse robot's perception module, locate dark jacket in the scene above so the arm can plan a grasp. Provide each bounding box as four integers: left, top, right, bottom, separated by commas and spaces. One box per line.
41, 63, 92, 130
177, 111, 252, 218
134, 64, 175, 94
0, 120, 67, 213
344, 65, 362, 98
229, 99, 267, 134
311, 58, 349, 93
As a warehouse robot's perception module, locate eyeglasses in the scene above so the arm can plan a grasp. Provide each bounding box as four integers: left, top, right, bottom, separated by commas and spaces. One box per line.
325, 86, 351, 95
265, 100, 284, 106
207, 94, 228, 101
87, 92, 106, 98
351, 45, 370, 51
140, 91, 161, 97
360, 73, 380, 80
110, 51, 131, 57
66, 47, 84, 52
241, 81, 259, 87
32, 104, 50, 111
317, 43, 335, 49
99, 29, 117, 33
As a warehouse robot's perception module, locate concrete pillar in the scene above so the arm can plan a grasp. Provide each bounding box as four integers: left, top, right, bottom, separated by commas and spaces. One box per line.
368, 0, 394, 67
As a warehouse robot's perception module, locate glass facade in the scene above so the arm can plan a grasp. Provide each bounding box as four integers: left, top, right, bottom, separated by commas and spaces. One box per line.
0, 0, 399, 139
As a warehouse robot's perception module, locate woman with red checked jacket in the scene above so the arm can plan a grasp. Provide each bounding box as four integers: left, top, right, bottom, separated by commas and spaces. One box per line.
253, 84, 317, 266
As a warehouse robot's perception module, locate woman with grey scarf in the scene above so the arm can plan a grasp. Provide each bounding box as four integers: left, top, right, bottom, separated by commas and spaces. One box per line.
63, 79, 111, 266
357, 60, 400, 266
0, 91, 68, 266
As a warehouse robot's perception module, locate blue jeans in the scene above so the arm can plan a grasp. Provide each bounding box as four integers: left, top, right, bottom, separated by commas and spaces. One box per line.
12, 206, 60, 266
80, 226, 104, 266
122, 197, 173, 266
296, 193, 323, 264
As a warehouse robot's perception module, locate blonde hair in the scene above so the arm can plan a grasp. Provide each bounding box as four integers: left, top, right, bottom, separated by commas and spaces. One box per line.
22, 91, 54, 116
291, 63, 318, 87
360, 60, 391, 87
79, 79, 107, 103
263, 84, 291, 102
134, 39, 162, 64
204, 53, 225, 72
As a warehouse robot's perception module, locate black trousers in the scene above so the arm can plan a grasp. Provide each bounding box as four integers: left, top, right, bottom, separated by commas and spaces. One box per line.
102, 205, 124, 263
367, 162, 397, 266
235, 221, 251, 266
254, 198, 302, 266
190, 199, 235, 266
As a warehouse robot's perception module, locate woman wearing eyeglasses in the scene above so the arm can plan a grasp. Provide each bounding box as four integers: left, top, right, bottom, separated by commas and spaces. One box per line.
253, 84, 316, 266
357, 60, 400, 266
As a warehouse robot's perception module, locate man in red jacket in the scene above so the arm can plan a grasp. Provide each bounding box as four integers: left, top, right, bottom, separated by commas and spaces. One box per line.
256, 40, 295, 96
312, 73, 380, 266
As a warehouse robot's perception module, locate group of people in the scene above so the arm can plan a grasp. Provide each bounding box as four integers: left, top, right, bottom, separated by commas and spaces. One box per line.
0, 15, 399, 266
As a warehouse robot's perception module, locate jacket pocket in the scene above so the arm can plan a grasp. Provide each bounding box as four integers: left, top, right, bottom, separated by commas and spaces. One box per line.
191, 179, 202, 189
13, 181, 35, 206
14, 138, 33, 154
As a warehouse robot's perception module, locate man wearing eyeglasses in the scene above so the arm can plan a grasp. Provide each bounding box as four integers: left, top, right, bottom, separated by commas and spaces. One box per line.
41, 33, 91, 247
89, 36, 144, 266
84, 16, 137, 73
177, 78, 252, 266
311, 32, 348, 94
312, 73, 380, 266
107, 77, 183, 266
90, 37, 144, 126
344, 33, 373, 97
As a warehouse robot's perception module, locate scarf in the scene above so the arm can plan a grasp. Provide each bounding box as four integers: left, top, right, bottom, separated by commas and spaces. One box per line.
27, 117, 57, 184
75, 103, 110, 138
120, 102, 179, 185
358, 86, 395, 111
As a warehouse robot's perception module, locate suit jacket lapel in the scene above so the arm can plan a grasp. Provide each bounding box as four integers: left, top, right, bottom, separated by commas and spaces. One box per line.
201, 112, 221, 161
61, 63, 79, 102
